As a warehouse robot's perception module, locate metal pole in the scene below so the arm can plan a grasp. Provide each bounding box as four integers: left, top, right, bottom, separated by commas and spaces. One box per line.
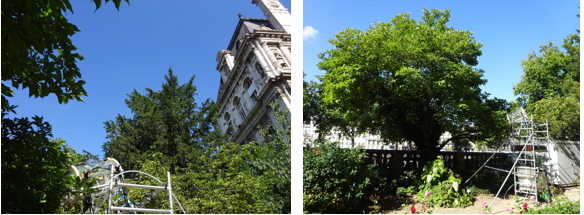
115, 183, 166, 190
107, 165, 114, 214
489, 137, 530, 209
168, 171, 173, 214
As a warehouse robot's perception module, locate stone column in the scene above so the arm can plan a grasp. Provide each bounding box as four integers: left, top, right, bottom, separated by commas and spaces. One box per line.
277, 42, 292, 64
260, 40, 282, 76
251, 44, 275, 79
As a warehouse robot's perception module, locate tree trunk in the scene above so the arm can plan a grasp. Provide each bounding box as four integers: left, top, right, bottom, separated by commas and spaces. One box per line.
417, 142, 441, 168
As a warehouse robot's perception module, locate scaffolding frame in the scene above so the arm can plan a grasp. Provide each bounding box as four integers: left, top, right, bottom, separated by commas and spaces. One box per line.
68, 159, 182, 214
487, 107, 552, 208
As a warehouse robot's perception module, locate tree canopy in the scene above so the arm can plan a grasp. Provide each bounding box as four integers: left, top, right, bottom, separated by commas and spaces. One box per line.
513, 26, 580, 140
102, 68, 221, 173
303, 76, 368, 147
101, 69, 291, 213
317, 8, 510, 161
1, 0, 129, 110
1, 0, 128, 213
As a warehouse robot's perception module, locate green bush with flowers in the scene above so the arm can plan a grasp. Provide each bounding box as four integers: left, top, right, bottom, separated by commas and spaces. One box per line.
415, 156, 474, 208
504, 193, 580, 214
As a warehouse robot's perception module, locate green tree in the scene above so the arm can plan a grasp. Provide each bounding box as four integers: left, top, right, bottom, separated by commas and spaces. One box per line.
513, 25, 580, 140
1, 115, 96, 213
1, 1, 128, 213
317, 8, 510, 163
303, 77, 368, 147
109, 99, 291, 213
102, 68, 221, 174
1, 111, 70, 213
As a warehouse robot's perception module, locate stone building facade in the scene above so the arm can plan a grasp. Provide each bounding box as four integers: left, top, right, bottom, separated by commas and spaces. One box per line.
303, 120, 459, 151
215, 0, 291, 144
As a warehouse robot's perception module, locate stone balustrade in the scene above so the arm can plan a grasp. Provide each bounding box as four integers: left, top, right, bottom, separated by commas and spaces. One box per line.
360, 150, 514, 175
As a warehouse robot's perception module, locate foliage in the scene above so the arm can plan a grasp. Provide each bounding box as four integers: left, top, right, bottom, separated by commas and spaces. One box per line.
508, 194, 580, 214
1, 0, 129, 110
460, 168, 513, 195
1, 109, 68, 213
523, 199, 580, 214
397, 186, 418, 197
365, 195, 382, 214
317, 8, 510, 162
124, 146, 277, 214
101, 72, 290, 213
513, 18, 580, 140
303, 75, 366, 147
102, 68, 221, 174
1, 1, 126, 212
248, 101, 292, 213
303, 140, 380, 213
416, 157, 474, 208
1, 108, 95, 213
59, 138, 101, 165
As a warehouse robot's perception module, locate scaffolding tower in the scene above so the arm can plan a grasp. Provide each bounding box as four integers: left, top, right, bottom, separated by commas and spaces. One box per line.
488, 108, 552, 207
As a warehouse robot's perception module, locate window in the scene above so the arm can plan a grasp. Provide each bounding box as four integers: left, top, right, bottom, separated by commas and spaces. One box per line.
236, 98, 246, 119
250, 90, 258, 103
255, 62, 266, 80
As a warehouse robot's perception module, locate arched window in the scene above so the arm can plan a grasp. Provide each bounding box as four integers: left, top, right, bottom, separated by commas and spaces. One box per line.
224, 112, 230, 122
255, 62, 266, 80
243, 77, 253, 90
233, 97, 247, 120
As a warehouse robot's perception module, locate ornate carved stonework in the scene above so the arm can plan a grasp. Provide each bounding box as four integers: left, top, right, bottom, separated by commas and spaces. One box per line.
268, 1, 280, 8
216, 0, 291, 144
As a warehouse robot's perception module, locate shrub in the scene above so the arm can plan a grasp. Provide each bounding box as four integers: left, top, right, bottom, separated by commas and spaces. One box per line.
303, 140, 379, 213
524, 199, 580, 214
416, 156, 474, 208
507, 194, 580, 214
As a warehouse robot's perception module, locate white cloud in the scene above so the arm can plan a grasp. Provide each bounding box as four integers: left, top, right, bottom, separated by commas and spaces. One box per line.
303, 26, 319, 40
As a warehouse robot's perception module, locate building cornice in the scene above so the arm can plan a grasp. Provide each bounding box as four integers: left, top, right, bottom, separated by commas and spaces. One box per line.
216, 29, 291, 115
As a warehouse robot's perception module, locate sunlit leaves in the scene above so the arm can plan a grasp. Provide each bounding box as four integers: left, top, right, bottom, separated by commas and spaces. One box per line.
1, 0, 129, 111
316, 8, 509, 161
513, 31, 580, 140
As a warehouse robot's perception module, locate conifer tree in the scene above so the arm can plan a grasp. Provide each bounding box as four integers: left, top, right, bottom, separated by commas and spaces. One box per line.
102, 68, 223, 173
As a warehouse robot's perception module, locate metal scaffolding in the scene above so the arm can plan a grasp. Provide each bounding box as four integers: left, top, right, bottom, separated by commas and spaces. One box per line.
68, 158, 184, 214
488, 107, 552, 208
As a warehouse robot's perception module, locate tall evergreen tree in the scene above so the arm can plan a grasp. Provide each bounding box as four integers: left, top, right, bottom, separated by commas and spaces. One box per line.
102, 68, 223, 173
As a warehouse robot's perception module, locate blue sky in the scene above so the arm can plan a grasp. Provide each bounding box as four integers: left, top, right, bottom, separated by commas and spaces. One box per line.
5, 0, 291, 159
303, 0, 580, 103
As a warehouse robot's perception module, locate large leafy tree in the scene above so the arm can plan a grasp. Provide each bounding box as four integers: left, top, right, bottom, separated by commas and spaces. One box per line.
317, 8, 510, 163
1, 0, 127, 213
102, 68, 221, 173
513, 18, 580, 140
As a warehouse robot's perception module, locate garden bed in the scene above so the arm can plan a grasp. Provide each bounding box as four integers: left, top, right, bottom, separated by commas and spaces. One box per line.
355, 187, 580, 214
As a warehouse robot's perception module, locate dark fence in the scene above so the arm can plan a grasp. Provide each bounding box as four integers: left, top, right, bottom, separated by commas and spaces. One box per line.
361, 150, 514, 175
